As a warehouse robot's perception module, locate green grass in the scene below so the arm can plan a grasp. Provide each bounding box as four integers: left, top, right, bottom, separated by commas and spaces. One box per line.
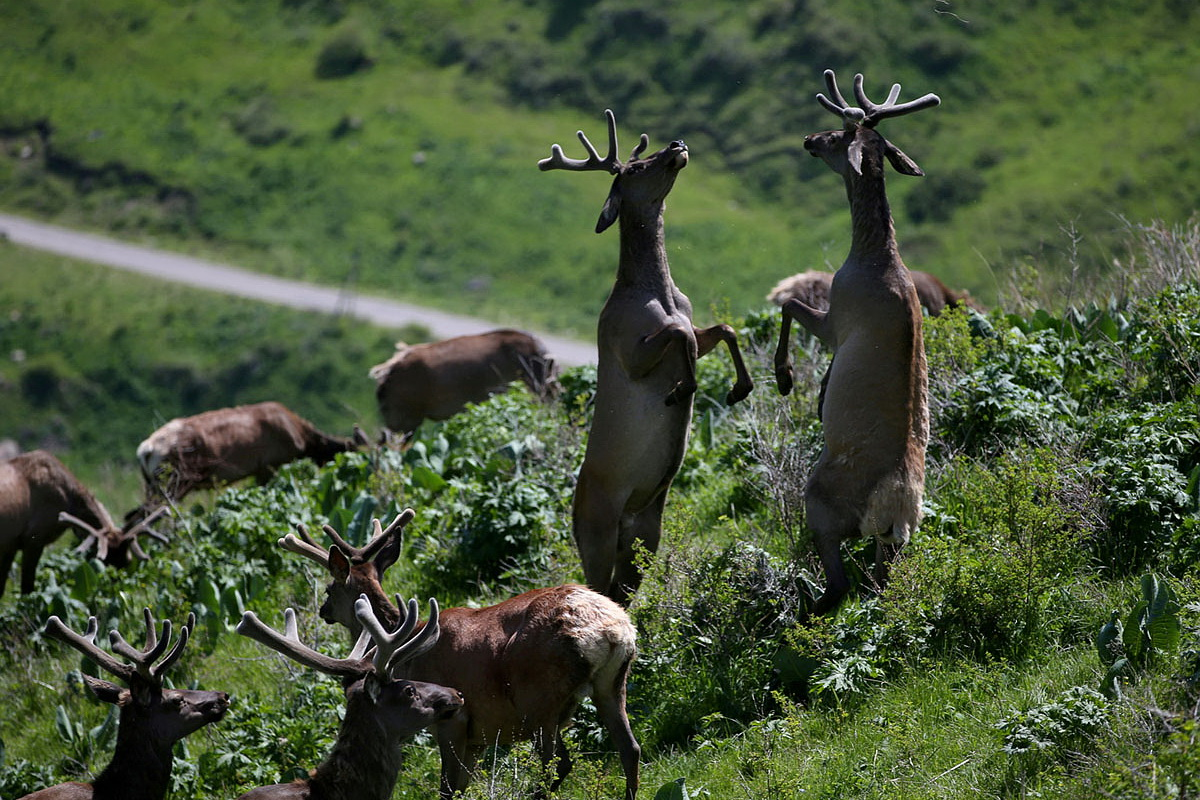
3, 0, 1199, 332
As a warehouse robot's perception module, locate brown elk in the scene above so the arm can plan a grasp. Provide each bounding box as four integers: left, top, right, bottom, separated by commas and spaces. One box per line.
235, 597, 463, 800
369, 328, 560, 443
774, 70, 937, 614
18, 609, 229, 800
540, 109, 754, 604
132, 401, 366, 513
768, 268, 983, 317
279, 512, 641, 800
0, 451, 168, 595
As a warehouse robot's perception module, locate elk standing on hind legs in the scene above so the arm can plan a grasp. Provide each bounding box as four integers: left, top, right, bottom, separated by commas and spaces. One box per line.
774, 70, 937, 614
19, 609, 229, 800
540, 109, 754, 605
279, 511, 642, 800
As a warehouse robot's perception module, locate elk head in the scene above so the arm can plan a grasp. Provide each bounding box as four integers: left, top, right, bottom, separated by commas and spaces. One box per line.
60, 505, 171, 568
538, 108, 689, 233
237, 594, 463, 737
804, 70, 940, 179
278, 510, 412, 636
44, 608, 229, 747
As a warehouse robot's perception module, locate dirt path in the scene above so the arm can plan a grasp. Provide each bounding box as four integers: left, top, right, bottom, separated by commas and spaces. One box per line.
0, 212, 596, 366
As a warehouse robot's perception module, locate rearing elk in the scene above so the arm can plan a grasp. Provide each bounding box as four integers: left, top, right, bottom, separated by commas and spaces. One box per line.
540, 109, 753, 604
20, 609, 229, 800
279, 511, 641, 800
774, 70, 936, 614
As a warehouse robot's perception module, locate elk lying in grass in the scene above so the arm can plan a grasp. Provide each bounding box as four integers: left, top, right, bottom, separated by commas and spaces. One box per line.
369, 329, 560, 443
0, 451, 168, 595
20, 609, 229, 800
768, 268, 983, 317
774, 70, 936, 614
540, 109, 753, 604
131, 401, 366, 514
235, 596, 463, 800
280, 512, 641, 800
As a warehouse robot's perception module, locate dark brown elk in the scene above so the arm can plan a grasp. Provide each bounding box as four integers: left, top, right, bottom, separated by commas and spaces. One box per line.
768, 268, 983, 317
369, 328, 560, 443
0, 451, 168, 595
774, 70, 937, 614
540, 109, 753, 604
280, 512, 641, 800
18, 609, 229, 800
234, 596, 464, 800
132, 401, 366, 511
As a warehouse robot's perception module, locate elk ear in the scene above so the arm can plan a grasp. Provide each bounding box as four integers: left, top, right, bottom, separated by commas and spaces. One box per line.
82, 674, 127, 705
884, 140, 924, 177
373, 532, 403, 577
846, 131, 865, 176
595, 178, 622, 234
363, 672, 383, 704
329, 546, 352, 583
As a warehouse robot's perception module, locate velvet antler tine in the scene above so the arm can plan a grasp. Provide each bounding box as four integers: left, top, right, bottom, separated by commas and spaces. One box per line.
278, 530, 331, 568
236, 608, 370, 680
630, 133, 650, 161
359, 509, 415, 561
321, 523, 358, 557
44, 615, 134, 681
823, 69, 849, 108
539, 109, 621, 172
885, 83, 902, 106
386, 598, 440, 674
150, 613, 195, 680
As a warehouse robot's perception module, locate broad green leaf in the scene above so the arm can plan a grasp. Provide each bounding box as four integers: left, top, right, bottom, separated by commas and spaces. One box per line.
654, 778, 690, 800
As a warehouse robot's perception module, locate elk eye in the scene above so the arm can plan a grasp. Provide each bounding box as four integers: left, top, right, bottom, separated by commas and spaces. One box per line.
404, 685, 417, 698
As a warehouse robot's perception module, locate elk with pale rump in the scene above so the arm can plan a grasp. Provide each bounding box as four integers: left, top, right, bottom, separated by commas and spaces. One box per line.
0, 450, 168, 595
370, 328, 560, 443
279, 511, 642, 799
768, 268, 983, 317
18, 609, 229, 800
540, 109, 754, 605
235, 596, 463, 800
131, 401, 366, 517
774, 70, 936, 614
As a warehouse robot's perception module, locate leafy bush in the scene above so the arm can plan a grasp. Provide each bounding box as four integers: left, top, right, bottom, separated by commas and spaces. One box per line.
995, 685, 1110, 757
315, 24, 373, 79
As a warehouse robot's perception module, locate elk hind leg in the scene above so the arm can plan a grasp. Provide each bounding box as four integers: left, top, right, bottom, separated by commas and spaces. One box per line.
593, 658, 641, 800
610, 491, 667, 605
533, 729, 572, 800
573, 476, 625, 601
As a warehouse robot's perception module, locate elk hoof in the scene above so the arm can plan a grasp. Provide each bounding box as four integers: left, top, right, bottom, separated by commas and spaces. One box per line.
775, 365, 794, 396
725, 380, 753, 405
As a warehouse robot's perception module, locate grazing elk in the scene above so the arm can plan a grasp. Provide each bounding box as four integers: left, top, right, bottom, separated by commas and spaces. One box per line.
0, 451, 168, 595
280, 512, 641, 800
768, 268, 983, 317
131, 401, 366, 514
369, 329, 560, 443
540, 109, 753, 604
774, 70, 937, 614
19, 609, 229, 800
235, 596, 463, 800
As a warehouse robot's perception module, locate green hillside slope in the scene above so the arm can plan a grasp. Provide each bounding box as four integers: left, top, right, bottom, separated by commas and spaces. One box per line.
2, 0, 1198, 332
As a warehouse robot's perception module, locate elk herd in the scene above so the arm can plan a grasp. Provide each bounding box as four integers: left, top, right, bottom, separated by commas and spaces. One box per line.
5, 69, 973, 799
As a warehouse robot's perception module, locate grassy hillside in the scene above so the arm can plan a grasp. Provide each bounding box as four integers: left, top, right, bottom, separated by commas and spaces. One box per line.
0, 222, 1196, 797
2, 0, 1199, 334
0, 239, 428, 509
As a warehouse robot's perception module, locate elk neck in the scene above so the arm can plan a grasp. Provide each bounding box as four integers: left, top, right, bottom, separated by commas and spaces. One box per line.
91, 717, 177, 800
308, 695, 406, 800
843, 155, 901, 269
615, 201, 673, 291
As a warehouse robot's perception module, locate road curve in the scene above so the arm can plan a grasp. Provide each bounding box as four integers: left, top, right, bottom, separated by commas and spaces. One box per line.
0, 212, 597, 367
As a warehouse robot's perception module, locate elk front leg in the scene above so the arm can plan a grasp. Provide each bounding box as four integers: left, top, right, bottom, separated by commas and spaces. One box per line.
694, 322, 753, 404
622, 322, 696, 406
775, 298, 832, 396
436, 718, 482, 800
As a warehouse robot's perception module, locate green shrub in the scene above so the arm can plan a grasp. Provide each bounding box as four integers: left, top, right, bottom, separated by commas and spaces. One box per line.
315, 25, 373, 79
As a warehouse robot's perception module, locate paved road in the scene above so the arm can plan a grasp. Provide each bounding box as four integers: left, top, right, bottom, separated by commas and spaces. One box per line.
0, 212, 597, 367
